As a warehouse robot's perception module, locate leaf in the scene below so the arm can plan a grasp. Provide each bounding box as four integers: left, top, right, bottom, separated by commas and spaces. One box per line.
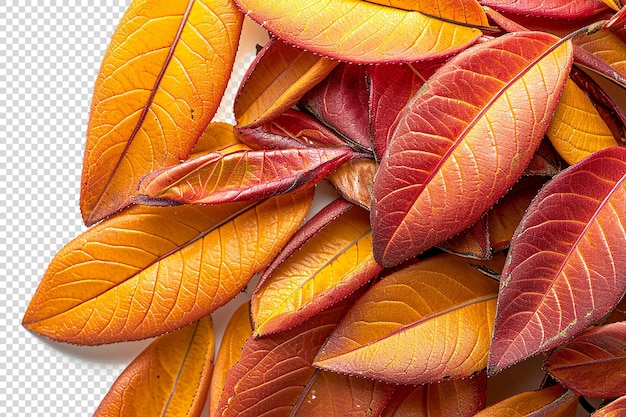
93, 316, 214, 417
544, 322, 626, 398
136, 146, 355, 205
524, 138, 562, 177
291, 370, 393, 417
190, 122, 242, 157
594, 395, 626, 417
313, 253, 502, 384
216, 300, 351, 417
252, 203, 382, 337
487, 176, 548, 252
473, 385, 578, 417
80, 0, 243, 226
299, 63, 372, 151
234, 37, 338, 128
326, 158, 378, 210
489, 146, 626, 373
478, 0, 608, 19
366, 0, 489, 26
367, 63, 433, 160
232, 0, 485, 63
208, 302, 252, 417
22, 189, 313, 345
381, 372, 487, 417
438, 214, 491, 260
371, 32, 573, 268
601, 0, 623, 11
575, 27, 626, 82
547, 76, 622, 165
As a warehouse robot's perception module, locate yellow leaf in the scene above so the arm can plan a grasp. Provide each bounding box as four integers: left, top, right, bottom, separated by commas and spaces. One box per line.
313, 253, 502, 384
366, 0, 489, 26
233, 0, 484, 63
235, 38, 338, 128
547, 78, 621, 164
94, 317, 214, 417
474, 385, 578, 417
80, 0, 243, 225
23, 189, 313, 345
575, 28, 626, 81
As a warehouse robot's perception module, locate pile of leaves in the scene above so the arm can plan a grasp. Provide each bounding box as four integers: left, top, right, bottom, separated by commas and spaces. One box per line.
24, 0, 626, 415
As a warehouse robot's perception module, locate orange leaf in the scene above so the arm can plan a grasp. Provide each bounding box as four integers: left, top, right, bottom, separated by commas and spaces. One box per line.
313, 253, 502, 384
233, 0, 485, 63
189, 122, 243, 157
80, 0, 243, 226
438, 214, 491, 260
381, 373, 487, 417
367, 0, 489, 26
209, 302, 252, 417
326, 158, 378, 210
474, 385, 578, 417
234, 37, 338, 128
547, 78, 621, 164
594, 395, 626, 416
252, 204, 382, 337
23, 189, 313, 345
93, 316, 214, 417
575, 27, 626, 82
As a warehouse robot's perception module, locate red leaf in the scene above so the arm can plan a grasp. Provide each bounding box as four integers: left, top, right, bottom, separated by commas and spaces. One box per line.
544, 322, 626, 398
371, 32, 573, 268
489, 146, 626, 374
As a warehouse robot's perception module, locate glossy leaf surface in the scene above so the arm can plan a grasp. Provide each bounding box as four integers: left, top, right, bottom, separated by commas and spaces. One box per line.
80, 0, 243, 225
371, 32, 573, 268
136, 147, 354, 205
216, 301, 350, 417
23, 190, 313, 344
474, 385, 577, 417
313, 254, 501, 384
94, 317, 214, 417
209, 302, 252, 417
478, 0, 608, 19
291, 370, 392, 417
547, 78, 620, 164
234, 38, 337, 128
252, 204, 382, 336
381, 373, 487, 417
544, 322, 626, 398
233, 0, 484, 63
489, 146, 626, 373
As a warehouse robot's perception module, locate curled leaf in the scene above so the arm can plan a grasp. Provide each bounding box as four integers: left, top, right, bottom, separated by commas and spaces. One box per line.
233, 0, 485, 63
489, 146, 626, 373
313, 254, 502, 384
94, 317, 214, 417
474, 384, 578, 417
23, 189, 313, 344
80, 0, 243, 225
594, 395, 626, 416
371, 32, 573, 268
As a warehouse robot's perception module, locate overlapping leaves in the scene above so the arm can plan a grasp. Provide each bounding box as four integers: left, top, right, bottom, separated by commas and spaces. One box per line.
25, 0, 626, 415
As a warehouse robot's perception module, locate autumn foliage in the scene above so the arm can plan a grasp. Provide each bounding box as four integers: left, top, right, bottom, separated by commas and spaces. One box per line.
24, 0, 626, 416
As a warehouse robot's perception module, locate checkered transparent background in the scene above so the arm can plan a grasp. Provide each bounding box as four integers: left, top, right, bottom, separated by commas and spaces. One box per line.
1, 2, 267, 415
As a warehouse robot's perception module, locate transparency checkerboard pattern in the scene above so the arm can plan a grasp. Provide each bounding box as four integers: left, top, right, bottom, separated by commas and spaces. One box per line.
1, 2, 267, 415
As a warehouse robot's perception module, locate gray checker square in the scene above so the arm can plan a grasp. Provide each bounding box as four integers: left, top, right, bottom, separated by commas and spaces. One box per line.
1, 1, 267, 415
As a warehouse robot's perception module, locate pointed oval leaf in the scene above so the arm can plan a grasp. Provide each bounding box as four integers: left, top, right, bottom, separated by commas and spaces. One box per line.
594, 395, 626, 417
136, 147, 354, 205
80, 0, 243, 226
489, 146, 626, 373
313, 253, 502, 384
371, 32, 573, 268
234, 37, 338, 128
547, 77, 621, 165
575, 27, 626, 82
216, 300, 351, 417
94, 317, 214, 417
233, 0, 484, 63
209, 302, 252, 417
291, 370, 393, 417
252, 204, 382, 337
381, 373, 487, 417
22, 189, 313, 345
544, 322, 626, 398
473, 385, 577, 417
478, 0, 608, 19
